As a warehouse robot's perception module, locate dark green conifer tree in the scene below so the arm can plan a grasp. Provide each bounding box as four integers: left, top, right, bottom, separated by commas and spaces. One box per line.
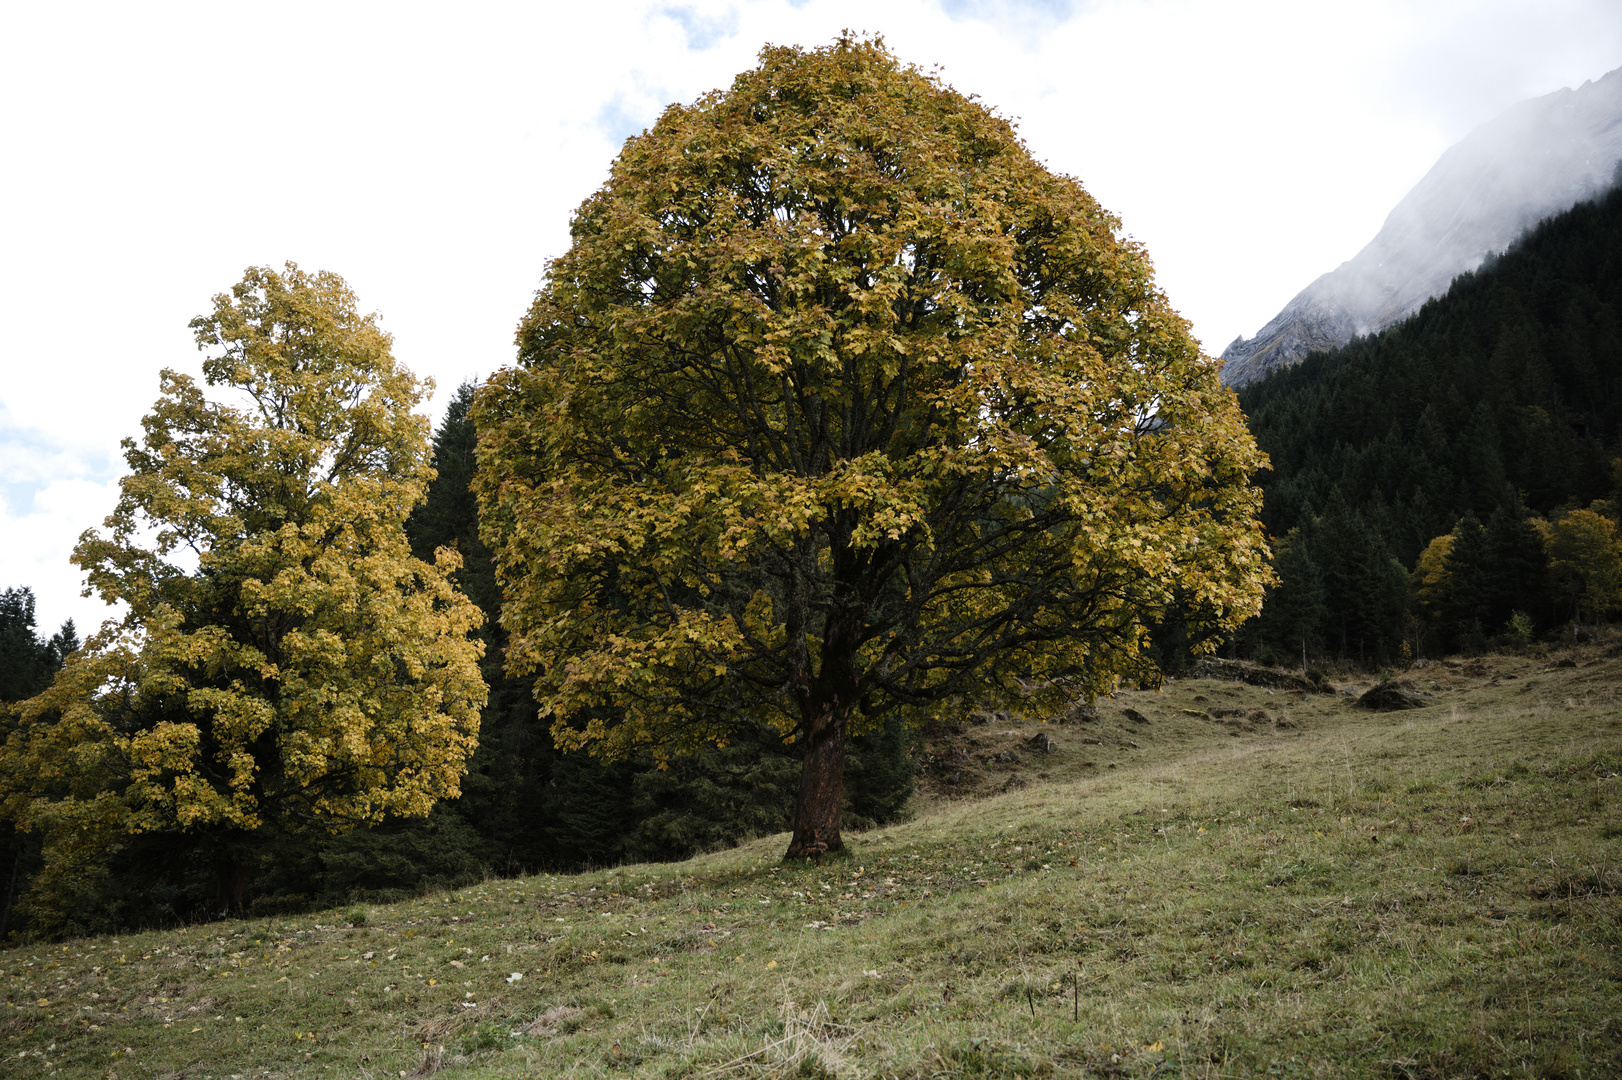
408, 384, 500, 627
1261, 532, 1326, 668
1441, 515, 1490, 653
0, 588, 70, 703
1481, 501, 1548, 633
0, 587, 75, 940
1314, 491, 1406, 664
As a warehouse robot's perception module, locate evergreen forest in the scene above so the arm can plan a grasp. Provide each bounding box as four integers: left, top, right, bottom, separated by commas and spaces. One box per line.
1234, 181, 1622, 667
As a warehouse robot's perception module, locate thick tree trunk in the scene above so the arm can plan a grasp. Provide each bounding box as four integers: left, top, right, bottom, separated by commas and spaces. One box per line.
215, 857, 246, 916
784, 699, 847, 859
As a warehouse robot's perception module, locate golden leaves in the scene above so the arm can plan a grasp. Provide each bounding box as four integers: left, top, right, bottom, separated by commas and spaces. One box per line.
475, 39, 1271, 761
1535, 508, 1622, 617
1, 264, 487, 854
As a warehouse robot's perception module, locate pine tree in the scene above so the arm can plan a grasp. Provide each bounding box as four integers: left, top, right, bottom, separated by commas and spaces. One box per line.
1481, 501, 1548, 633
408, 383, 500, 635
0, 589, 67, 704
1442, 515, 1491, 652
1265, 533, 1326, 668
1313, 491, 1405, 664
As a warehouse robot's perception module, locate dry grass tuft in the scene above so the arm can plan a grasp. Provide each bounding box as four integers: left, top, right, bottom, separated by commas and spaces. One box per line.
406, 1041, 444, 1077
519, 1004, 582, 1036
691, 998, 860, 1079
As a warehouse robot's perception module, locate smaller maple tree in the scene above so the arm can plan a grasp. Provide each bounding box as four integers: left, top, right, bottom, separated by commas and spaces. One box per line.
1536, 508, 1622, 630
0, 264, 487, 914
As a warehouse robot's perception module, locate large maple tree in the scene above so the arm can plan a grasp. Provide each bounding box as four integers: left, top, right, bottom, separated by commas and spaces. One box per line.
474, 37, 1271, 858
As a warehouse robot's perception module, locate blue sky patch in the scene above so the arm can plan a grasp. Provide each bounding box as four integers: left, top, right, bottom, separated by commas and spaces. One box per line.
940, 0, 1077, 23
659, 5, 740, 51
0, 430, 117, 517
596, 93, 657, 150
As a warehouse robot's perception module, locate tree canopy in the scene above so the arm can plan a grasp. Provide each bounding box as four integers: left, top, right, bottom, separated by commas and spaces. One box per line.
474, 37, 1270, 857
1536, 508, 1622, 629
0, 264, 486, 916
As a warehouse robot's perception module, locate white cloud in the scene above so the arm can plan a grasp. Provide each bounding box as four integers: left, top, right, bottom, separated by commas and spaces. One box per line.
0, 473, 124, 639
2, 0, 1619, 632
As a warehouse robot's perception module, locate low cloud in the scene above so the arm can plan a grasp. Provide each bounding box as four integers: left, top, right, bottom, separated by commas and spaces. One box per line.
0, 469, 124, 639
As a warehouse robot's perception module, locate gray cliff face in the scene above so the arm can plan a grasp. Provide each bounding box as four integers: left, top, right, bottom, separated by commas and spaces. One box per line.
1221, 66, 1622, 387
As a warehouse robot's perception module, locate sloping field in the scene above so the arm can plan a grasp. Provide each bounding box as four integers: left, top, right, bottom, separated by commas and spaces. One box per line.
4, 645, 1619, 1079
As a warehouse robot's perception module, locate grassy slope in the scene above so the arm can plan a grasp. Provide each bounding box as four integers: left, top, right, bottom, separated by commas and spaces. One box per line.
3, 645, 1620, 1080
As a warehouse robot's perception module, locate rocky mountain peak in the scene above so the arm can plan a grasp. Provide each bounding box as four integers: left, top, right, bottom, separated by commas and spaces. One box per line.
1222, 66, 1622, 387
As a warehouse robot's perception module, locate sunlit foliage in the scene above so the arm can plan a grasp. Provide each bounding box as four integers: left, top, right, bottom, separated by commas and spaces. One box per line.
0, 265, 486, 918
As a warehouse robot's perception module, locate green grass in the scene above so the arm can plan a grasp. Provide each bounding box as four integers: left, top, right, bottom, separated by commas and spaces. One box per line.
4, 644, 1620, 1078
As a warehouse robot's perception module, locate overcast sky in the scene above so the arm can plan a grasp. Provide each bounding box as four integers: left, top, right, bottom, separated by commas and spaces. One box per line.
3, 0, 1621, 636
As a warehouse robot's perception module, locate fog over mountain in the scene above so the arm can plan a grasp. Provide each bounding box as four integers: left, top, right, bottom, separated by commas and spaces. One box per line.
1221, 65, 1622, 387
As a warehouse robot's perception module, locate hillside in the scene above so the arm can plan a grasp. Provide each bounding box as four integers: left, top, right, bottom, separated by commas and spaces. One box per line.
1226, 179, 1622, 667
4, 642, 1619, 1078
1222, 65, 1622, 387
1239, 182, 1622, 544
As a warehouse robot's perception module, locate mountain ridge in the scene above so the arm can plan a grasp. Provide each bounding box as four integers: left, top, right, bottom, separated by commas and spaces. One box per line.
1221, 65, 1622, 387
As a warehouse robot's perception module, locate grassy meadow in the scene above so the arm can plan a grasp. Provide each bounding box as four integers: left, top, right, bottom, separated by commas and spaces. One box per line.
3, 643, 1619, 1079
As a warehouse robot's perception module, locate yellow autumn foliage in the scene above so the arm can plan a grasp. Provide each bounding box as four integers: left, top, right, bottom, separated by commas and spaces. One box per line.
1, 265, 486, 871
1410, 532, 1456, 620
474, 38, 1271, 856
1534, 508, 1622, 624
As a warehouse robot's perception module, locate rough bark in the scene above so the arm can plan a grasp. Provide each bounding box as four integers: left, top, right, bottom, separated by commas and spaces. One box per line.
784, 698, 847, 859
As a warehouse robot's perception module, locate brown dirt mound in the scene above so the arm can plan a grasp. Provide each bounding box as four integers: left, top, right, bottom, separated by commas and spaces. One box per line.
1357, 681, 1428, 711
1191, 657, 1320, 692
